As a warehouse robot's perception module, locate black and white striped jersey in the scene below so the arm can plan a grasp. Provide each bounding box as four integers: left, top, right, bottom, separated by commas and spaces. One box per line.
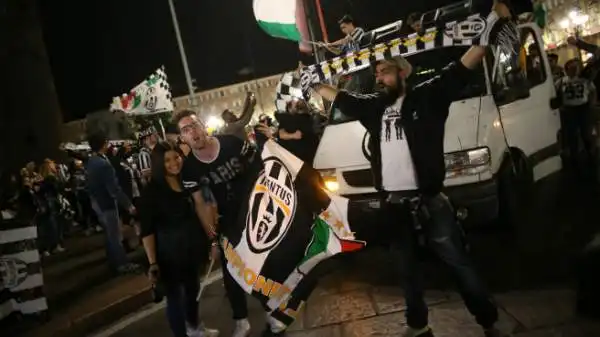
138, 148, 152, 173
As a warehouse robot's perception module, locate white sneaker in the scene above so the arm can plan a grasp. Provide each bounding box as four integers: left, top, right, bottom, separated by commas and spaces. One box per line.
266, 315, 286, 334
187, 323, 219, 337
232, 319, 251, 337
55, 245, 66, 253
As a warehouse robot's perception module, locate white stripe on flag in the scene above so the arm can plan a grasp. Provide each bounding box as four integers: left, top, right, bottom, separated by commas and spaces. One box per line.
3, 250, 40, 264
17, 298, 48, 314
0, 227, 37, 244
262, 141, 303, 178
11, 273, 44, 292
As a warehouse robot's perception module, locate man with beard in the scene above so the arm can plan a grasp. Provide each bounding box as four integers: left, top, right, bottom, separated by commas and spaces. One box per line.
175, 110, 255, 337
299, 3, 513, 336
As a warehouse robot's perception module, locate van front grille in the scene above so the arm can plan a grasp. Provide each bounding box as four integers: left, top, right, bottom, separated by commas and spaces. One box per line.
342, 169, 374, 188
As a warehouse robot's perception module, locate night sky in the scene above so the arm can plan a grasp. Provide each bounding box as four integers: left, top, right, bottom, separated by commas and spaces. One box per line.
40, 0, 451, 121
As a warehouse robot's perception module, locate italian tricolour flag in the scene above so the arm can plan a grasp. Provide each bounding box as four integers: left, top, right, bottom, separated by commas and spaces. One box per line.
253, 0, 311, 52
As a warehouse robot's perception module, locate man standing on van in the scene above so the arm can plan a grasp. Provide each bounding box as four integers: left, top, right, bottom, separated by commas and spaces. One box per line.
300, 3, 515, 337
319, 15, 373, 93
319, 15, 365, 55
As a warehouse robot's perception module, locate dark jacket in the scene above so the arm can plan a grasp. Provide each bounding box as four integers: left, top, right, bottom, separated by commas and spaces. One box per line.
275, 113, 319, 165
333, 61, 473, 196
139, 181, 208, 282
85, 154, 132, 211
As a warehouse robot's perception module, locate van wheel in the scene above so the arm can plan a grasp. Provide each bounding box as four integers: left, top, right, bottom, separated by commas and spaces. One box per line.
497, 153, 533, 228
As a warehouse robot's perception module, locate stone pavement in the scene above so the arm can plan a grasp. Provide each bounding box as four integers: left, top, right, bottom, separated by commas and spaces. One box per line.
107, 265, 600, 337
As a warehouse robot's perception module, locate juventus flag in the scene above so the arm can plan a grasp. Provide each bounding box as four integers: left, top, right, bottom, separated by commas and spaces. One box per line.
1, 212, 48, 320
221, 141, 369, 331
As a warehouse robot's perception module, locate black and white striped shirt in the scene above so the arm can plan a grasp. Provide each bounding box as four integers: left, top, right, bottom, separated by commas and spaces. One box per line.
342, 27, 365, 54
57, 163, 70, 184
138, 148, 152, 173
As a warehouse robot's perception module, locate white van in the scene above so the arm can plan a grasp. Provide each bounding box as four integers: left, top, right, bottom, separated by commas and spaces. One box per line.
314, 22, 562, 226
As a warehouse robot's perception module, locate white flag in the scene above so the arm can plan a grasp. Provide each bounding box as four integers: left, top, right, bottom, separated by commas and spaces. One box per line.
109, 67, 173, 115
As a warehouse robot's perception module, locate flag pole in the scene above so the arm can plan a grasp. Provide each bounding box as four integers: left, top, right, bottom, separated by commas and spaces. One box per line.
242, 28, 266, 115
167, 0, 197, 108
303, 0, 323, 63
314, 0, 329, 43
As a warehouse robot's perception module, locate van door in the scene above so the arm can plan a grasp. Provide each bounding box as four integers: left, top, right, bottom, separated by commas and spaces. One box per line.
487, 24, 561, 180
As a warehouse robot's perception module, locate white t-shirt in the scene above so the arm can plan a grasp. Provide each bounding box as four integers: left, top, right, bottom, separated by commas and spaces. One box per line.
380, 96, 418, 191
557, 76, 595, 107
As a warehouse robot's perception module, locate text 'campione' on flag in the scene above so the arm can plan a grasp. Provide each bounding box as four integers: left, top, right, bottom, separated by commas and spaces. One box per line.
253, 0, 311, 52
109, 67, 173, 116
221, 140, 369, 331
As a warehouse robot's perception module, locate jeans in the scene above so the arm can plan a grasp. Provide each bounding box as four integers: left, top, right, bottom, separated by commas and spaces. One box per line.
386, 193, 498, 329
165, 275, 200, 337
37, 213, 60, 252
220, 248, 248, 320
561, 106, 595, 168
91, 199, 128, 270
75, 190, 93, 229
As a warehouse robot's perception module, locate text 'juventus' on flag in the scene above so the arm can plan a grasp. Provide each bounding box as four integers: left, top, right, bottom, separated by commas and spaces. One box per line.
220, 140, 368, 331
252, 0, 312, 53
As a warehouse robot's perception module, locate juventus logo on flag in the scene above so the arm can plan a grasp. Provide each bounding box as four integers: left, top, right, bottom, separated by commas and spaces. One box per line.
247, 157, 297, 254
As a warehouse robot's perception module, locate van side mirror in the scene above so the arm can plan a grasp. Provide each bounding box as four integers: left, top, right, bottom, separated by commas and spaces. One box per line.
550, 97, 562, 110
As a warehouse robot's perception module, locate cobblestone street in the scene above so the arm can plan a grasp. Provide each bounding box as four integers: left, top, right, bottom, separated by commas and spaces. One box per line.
100, 175, 600, 337
107, 264, 600, 337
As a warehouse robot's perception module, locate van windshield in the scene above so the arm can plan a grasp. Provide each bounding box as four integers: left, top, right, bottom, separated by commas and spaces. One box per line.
329, 46, 487, 125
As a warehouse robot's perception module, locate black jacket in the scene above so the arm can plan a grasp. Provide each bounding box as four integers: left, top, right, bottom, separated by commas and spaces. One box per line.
333, 61, 474, 196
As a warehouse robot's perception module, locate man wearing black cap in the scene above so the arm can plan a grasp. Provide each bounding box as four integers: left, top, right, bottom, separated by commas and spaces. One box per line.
301, 2, 515, 336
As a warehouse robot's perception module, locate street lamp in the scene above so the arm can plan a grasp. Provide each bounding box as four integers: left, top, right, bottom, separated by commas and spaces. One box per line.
560, 9, 589, 33
560, 9, 590, 59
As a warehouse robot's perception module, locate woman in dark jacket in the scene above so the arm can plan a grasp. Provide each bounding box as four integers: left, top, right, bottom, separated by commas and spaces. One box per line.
139, 141, 218, 337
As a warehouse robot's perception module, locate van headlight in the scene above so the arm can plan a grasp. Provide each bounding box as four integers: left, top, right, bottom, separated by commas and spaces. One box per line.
445, 147, 491, 178
318, 169, 339, 192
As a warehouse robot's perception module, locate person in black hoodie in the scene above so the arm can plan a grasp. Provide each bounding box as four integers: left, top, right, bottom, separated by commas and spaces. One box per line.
140, 141, 218, 337
275, 99, 319, 166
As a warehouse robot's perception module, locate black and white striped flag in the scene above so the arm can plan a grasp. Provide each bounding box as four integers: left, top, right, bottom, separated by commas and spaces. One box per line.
221, 141, 372, 332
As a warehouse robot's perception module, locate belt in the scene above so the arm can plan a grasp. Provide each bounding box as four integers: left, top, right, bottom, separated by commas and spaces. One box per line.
385, 190, 420, 205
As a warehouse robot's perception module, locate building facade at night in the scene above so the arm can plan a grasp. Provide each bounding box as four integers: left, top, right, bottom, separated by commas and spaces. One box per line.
59, 74, 287, 142
173, 73, 283, 120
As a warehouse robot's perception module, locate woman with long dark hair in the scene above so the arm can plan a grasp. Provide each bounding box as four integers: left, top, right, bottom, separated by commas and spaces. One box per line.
139, 141, 218, 337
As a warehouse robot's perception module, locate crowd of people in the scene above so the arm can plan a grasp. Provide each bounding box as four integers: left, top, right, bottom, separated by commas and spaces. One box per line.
3, 4, 600, 337
1, 158, 96, 257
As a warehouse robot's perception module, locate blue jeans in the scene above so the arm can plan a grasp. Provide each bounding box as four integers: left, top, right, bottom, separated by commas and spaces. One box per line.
387, 193, 498, 329
91, 200, 128, 270
165, 276, 200, 337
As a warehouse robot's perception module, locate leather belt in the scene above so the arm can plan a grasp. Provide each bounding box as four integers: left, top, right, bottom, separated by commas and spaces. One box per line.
385, 190, 420, 205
